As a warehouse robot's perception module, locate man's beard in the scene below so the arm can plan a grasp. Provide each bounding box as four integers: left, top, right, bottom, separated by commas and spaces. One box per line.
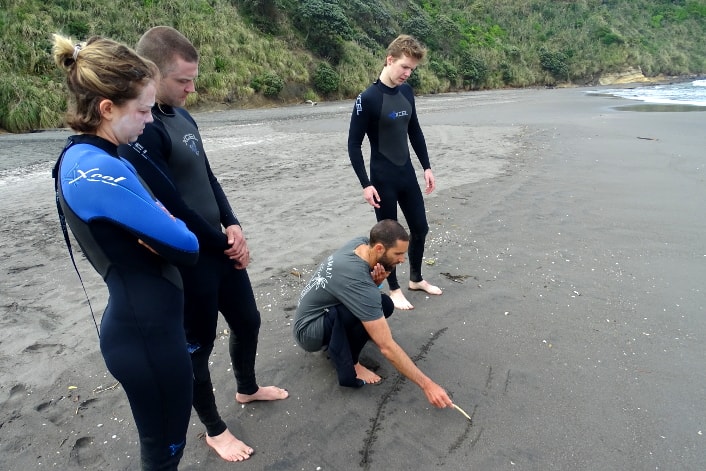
378, 253, 397, 272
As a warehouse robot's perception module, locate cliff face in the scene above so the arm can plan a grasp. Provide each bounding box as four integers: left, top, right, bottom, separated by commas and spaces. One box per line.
598, 67, 652, 85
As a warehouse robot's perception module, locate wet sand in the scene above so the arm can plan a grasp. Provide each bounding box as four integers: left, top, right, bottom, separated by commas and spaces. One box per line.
1, 87, 705, 470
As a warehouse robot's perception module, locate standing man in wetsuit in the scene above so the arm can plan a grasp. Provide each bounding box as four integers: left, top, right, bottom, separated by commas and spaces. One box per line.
119, 26, 288, 463
348, 34, 442, 311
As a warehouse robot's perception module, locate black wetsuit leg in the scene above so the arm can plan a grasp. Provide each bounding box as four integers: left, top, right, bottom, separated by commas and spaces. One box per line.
323, 294, 394, 387
218, 264, 261, 396
181, 253, 262, 437
373, 166, 429, 288
180, 254, 227, 437
373, 176, 401, 290
100, 271, 192, 471
397, 182, 429, 283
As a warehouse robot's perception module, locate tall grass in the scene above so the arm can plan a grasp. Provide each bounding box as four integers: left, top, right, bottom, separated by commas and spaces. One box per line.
1, 0, 705, 132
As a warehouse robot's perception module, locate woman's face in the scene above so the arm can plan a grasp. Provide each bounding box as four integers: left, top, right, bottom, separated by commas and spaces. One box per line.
98, 81, 156, 145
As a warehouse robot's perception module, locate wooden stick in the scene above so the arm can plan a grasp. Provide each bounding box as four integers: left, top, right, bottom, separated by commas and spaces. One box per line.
453, 403, 472, 422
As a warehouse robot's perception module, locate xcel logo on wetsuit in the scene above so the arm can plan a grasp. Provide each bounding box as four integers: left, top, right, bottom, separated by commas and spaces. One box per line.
387, 110, 409, 120
182, 133, 200, 156
67, 166, 127, 186
355, 94, 363, 116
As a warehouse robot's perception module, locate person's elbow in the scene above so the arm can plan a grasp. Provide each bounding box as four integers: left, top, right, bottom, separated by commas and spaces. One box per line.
376, 340, 398, 361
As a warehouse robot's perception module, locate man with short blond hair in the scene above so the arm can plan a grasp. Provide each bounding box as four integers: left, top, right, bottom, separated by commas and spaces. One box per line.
348, 34, 442, 311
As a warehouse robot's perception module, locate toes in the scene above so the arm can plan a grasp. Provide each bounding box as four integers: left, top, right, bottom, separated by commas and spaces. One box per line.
393, 299, 414, 310
424, 284, 442, 295
409, 281, 442, 295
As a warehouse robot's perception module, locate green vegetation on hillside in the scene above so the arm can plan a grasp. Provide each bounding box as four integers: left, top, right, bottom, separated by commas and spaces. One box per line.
1, 0, 705, 132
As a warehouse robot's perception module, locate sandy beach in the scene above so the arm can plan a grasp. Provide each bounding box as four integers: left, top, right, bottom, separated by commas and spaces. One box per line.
1, 86, 705, 470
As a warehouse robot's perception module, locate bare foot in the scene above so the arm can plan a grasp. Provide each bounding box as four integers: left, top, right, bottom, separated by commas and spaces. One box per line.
409, 280, 442, 295
355, 363, 382, 384
389, 288, 414, 310
205, 429, 253, 462
236, 385, 289, 404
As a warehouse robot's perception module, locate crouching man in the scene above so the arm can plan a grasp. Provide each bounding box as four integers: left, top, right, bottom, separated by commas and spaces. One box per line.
293, 219, 453, 408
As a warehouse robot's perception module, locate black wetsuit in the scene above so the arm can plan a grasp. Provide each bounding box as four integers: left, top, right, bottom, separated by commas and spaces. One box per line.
53, 134, 199, 470
348, 79, 432, 290
120, 105, 262, 438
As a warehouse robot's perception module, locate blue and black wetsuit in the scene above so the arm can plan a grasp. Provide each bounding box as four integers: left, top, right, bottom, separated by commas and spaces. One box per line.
120, 105, 262, 439
348, 79, 432, 290
54, 134, 199, 470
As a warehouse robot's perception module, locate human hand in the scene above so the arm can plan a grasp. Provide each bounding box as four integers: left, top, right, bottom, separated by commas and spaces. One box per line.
224, 224, 250, 269
138, 239, 158, 255
423, 169, 436, 195
370, 263, 389, 286
363, 185, 381, 208
423, 381, 454, 409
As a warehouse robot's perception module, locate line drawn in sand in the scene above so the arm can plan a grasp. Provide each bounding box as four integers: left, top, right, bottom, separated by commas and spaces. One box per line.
359, 327, 483, 468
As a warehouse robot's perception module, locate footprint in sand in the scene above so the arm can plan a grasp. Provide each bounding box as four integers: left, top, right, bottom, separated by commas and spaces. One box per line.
69, 436, 109, 468
6, 383, 28, 403
23, 342, 64, 354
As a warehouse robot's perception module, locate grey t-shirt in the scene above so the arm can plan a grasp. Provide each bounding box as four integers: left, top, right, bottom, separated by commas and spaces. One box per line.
293, 237, 383, 351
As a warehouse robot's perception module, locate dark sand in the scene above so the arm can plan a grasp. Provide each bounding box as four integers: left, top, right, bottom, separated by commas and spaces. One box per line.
1, 87, 705, 470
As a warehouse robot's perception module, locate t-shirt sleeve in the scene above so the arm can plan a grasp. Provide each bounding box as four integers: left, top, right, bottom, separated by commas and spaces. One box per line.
339, 279, 383, 322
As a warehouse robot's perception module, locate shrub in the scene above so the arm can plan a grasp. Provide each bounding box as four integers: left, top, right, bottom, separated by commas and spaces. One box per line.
295, 0, 352, 64
250, 73, 284, 97
303, 89, 320, 103
297, 0, 352, 39
309, 35, 346, 65
236, 0, 283, 33
539, 47, 570, 81
505, 45, 522, 61
500, 62, 513, 84
459, 52, 488, 88
594, 26, 624, 46
313, 62, 340, 95
66, 18, 90, 38
429, 59, 458, 82
214, 56, 228, 73
352, 32, 379, 52
402, 15, 433, 46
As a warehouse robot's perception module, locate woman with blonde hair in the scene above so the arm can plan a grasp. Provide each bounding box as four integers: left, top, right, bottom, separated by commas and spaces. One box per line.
52, 34, 199, 470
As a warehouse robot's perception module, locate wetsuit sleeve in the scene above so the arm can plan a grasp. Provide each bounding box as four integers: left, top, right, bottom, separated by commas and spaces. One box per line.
119, 124, 231, 253
347, 93, 373, 188
60, 148, 198, 266
204, 157, 240, 228
403, 86, 431, 170
135, 210, 199, 267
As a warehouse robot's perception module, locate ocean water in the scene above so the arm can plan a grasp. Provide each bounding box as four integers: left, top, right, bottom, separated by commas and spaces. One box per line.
587, 79, 706, 110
